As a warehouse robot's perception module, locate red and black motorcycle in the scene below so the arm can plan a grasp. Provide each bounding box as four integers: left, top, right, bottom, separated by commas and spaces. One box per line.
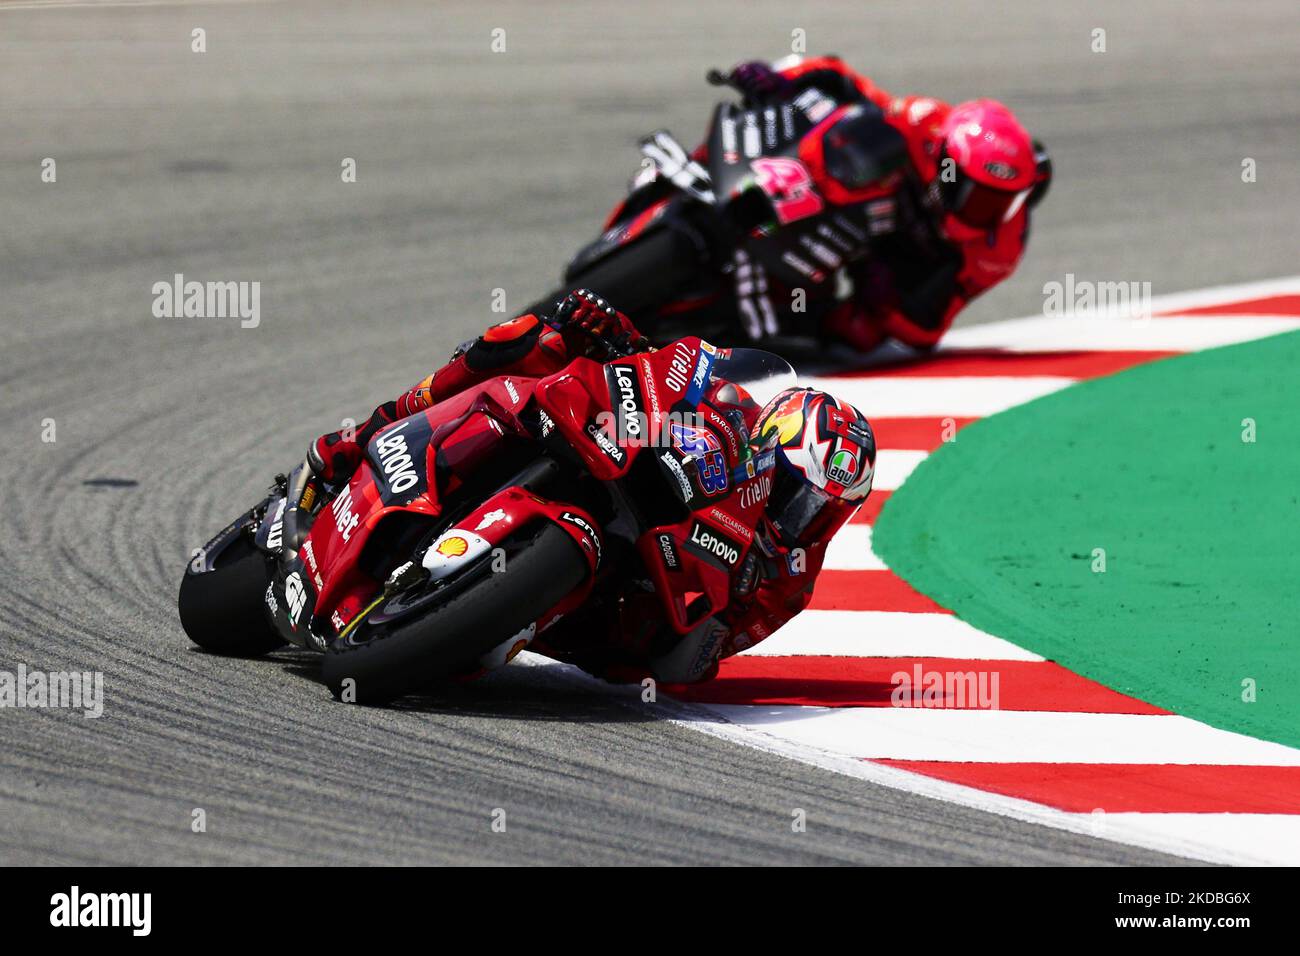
178, 335, 797, 704
534, 69, 912, 345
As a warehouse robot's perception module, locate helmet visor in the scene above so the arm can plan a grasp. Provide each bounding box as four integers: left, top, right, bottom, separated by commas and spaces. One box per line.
767, 464, 833, 542
943, 172, 1030, 229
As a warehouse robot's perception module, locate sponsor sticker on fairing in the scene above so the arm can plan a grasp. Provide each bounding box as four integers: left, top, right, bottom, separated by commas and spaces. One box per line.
707, 506, 754, 543
284, 570, 308, 628
422, 529, 492, 580
265, 497, 287, 551
737, 471, 773, 510
656, 532, 681, 571
608, 362, 645, 442
330, 482, 361, 542
664, 341, 696, 393
659, 451, 696, 504
586, 419, 627, 467
536, 407, 557, 438
670, 421, 728, 496
475, 509, 507, 532
685, 519, 744, 569
684, 347, 716, 406
374, 420, 421, 495
560, 511, 602, 568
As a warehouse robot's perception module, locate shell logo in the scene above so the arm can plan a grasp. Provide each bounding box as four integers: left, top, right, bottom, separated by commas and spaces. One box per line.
435, 536, 470, 558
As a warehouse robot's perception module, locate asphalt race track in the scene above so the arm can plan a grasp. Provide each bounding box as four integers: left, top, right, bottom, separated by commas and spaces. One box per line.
1, 0, 1295, 865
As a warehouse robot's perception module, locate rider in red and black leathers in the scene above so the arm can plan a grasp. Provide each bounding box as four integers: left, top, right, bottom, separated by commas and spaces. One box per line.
720, 55, 1051, 351
310, 290, 874, 685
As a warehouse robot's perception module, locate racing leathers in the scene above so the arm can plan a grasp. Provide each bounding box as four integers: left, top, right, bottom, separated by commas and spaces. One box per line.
309, 290, 838, 685
723, 54, 1045, 351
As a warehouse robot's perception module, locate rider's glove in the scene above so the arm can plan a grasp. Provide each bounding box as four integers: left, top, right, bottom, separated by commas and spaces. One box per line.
548, 288, 649, 358
729, 60, 792, 103
308, 392, 410, 484
308, 427, 364, 484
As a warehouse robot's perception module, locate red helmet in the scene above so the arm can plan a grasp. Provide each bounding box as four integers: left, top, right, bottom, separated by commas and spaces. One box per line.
936, 99, 1036, 230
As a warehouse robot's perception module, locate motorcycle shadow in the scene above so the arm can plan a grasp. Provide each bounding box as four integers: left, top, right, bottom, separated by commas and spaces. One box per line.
273, 651, 655, 723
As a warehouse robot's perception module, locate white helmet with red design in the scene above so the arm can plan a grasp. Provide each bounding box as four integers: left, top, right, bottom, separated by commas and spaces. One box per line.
754, 387, 876, 545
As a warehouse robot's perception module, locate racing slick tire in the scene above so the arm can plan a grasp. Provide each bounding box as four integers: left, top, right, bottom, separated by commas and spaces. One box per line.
321, 522, 590, 705
178, 533, 285, 657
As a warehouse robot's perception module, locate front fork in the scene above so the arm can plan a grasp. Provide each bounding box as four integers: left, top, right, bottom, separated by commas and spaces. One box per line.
423, 485, 605, 673
263, 458, 330, 650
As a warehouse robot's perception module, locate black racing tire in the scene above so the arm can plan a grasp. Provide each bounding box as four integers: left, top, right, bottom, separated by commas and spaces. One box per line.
565, 228, 700, 316
178, 534, 285, 657
321, 523, 590, 705
552, 226, 734, 344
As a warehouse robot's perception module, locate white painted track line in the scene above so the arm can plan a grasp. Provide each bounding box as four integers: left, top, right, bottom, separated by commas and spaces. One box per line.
1096, 813, 1300, 866
822, 523, 887, 570
943, 315, 1300, 352
737, 610, 1045, 661
871, 449, 927, 491
805, 374, 1074, 417
697, 706, 1300, 765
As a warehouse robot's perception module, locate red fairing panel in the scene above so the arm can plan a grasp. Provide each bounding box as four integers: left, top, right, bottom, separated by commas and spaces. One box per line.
303, 375, 539, 631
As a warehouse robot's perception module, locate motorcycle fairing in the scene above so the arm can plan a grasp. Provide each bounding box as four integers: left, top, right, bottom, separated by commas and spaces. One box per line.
299, 377, 537, 637
536, 338, 780, 634
364, 488, 601, 631
703, 93, 905, 289
567, 196, 674, 280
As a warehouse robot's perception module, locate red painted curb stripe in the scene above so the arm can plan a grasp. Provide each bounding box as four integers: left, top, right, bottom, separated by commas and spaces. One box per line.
811, 569, 952, 613
867, 417, 976, 452
851, 489, 892, 524
876, 761, 1300, 814
668, 656, 1168, 713
832, 350, 1177, 379
1154, 294, 1300, 318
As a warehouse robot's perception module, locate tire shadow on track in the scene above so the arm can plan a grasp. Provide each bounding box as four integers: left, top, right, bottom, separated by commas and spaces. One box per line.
252, 650, 659, 724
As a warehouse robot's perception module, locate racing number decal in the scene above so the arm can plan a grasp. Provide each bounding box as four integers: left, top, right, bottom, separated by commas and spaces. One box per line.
670, 422, 728, 496
751, 157, 824, 224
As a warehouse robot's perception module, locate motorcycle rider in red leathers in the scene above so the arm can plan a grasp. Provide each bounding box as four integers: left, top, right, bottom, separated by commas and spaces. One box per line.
722, 55, 1052, 352
309, 290, 876, 685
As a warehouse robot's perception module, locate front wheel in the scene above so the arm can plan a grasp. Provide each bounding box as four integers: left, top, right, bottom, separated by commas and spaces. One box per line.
178, 532, 285, 657
321, 523, 590, 705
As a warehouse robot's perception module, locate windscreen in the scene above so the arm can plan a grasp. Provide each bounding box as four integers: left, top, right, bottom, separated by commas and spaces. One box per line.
706, 347, 798, 411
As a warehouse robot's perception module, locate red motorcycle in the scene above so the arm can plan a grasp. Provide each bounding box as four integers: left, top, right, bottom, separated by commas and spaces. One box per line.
530, 69, 914, 346
178, 335, 797, 704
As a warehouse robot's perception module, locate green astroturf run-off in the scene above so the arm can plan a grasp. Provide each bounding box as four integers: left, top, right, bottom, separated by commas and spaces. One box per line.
873, 330, 1300, 749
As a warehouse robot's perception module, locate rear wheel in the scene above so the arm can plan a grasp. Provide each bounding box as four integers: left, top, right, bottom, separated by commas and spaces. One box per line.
546, 226, 733, 343
178, 533, 285, 657
321, 523, 590, 705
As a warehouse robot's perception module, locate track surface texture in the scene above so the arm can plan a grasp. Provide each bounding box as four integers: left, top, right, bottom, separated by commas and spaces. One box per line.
2, 0, 1295, 865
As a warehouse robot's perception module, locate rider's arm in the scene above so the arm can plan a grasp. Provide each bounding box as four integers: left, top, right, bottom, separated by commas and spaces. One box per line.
772, 55, 892, 109
648, 542, 829, 683
887, 206, 1030, 349
311, 290, 646, 482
